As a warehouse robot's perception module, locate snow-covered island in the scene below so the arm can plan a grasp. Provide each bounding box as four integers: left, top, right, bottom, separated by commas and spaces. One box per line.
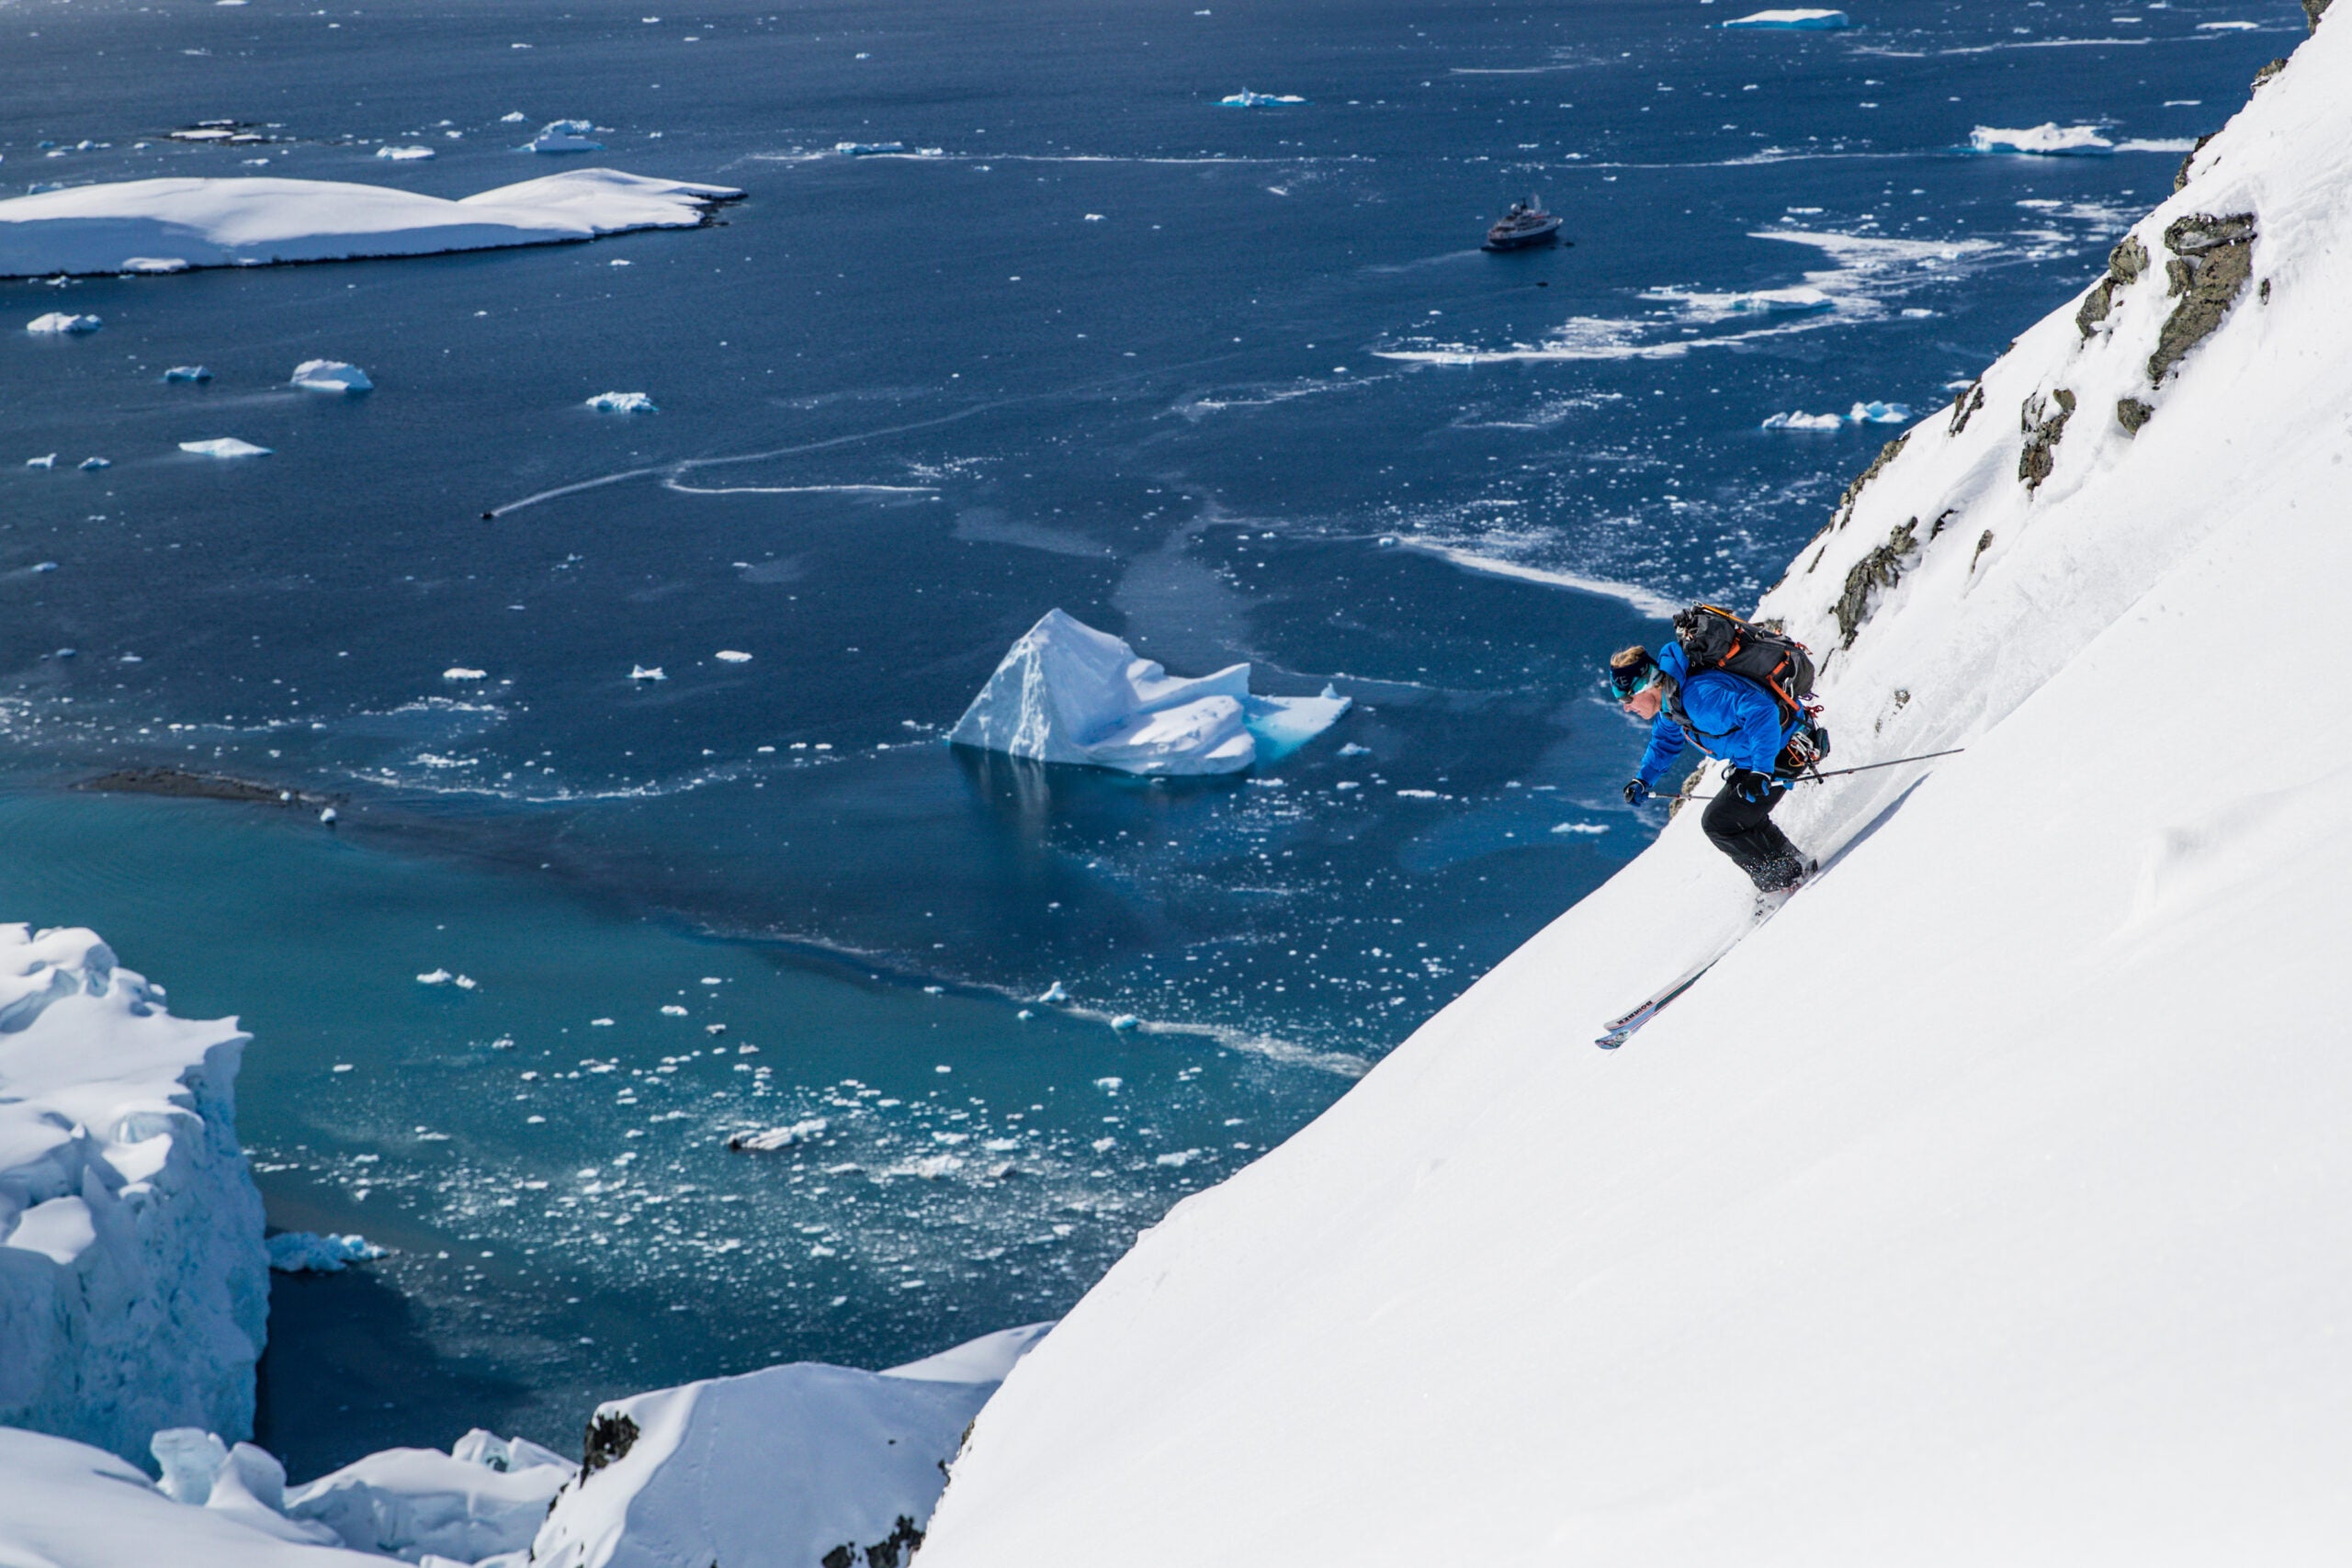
0, 168, 742, 279
0, 925, 267, 1463
912, 15, 2352, 1562
949, 609, 1349, 775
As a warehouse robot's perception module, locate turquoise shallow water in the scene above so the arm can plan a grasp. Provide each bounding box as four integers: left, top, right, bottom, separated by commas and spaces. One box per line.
0, 789, 1333, 1473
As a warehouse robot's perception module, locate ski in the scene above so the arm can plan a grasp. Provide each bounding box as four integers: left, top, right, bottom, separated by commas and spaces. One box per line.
1594, 890, 1795, 1050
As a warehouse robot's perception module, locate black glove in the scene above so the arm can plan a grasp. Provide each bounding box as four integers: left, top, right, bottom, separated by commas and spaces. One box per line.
1623, 778, 1650, 807
1728, 768, 1781, 805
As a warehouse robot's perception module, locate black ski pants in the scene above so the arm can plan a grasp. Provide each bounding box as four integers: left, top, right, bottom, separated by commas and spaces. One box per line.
1701, 782, 1804, 892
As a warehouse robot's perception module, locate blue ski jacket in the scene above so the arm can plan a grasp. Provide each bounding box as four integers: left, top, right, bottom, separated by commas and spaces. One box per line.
1634, 641, 1805, 785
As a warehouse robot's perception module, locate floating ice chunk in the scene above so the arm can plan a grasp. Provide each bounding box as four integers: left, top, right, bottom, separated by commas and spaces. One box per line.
78, 456, 109, 469
1155, 1148, 1202, 1167
375, 145, 436, 161
1110, 1014, 1141, 1032
527, 120, 605, 153
835, 141, 907, 156
2195, 17, 2260, 27
1038, 981, 1069, 1003
1848, 400, 1912, 424
501, 110, 529, 122
1220, 89, 1307, 106
662, 1003, 688, 1015
727, 1117, 829, 1152
452, 975, 477, 990
1969, 123, 2114, 156
951, 609, 1348, 776
121, 255, 189, 273
1760, 411, 1846, 431
265, 1231, 388, 1272
417, 968, 454, 984
630, 664, 666, 681
26, 453, 56, 468
1083, 212, 1105, 221
1552, 821, 1609, 835
714, 649, 752, 662
587, 389, 657, 412
27, 310, 100, 333
163, 365, 212, 381
1730, 286, 1835, 313
1722, 8, 1849, 28
289, 358, 372, 392
178, 437, 271, 457
444, 666, 487, 681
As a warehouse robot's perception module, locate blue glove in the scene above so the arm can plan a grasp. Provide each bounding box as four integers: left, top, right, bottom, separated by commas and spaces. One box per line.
1623, 778, 1650, 807
1728, 768, 1781, 805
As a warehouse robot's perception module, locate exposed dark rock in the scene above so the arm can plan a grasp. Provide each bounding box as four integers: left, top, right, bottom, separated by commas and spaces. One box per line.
582, 1411, 640, 1478
1831, 432, 1911, 530
2260, 277, 2272, 304
2174, 132, 2217, 194
1971, 529, 1995, 572
2307, 0, 2334, 31
1928, 506, 1959, 539
823, 1547, 856, 1568
1834, 517, 1919, 649
2074, 233, 2152, 340
2018, 388, 2077, 491
820, 1517, 926, 1568
2149, 212, 2256, 385
74, 767, 339, 808
2117, 397, 2154, 436
2251, 56, 2290, 89
1947, 380, 1984, 435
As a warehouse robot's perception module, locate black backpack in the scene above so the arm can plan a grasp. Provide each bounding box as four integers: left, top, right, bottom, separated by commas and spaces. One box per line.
1669, 604, 1818, 731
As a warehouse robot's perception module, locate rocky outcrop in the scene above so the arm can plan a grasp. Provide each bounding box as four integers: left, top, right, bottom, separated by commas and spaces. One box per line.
822, 1515, 925, 1568
1834, 518, 1919, 648
2307, 0, 2334, 32
2252, 57, 2290, 89
1831, 433, 1911, 530
2149, 213, 2256, 384
2074, 234, 2150, 340
1947, 380, 1984, 435
2018, 389, 2077, 491
580, 1412, 639, 1478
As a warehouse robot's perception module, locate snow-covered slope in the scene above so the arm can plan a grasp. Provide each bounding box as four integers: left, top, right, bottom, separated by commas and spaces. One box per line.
530, 1323, 1050, 1568
916, 16, 2352, 1563
0, 925, 268, 1462
0, 168, 741, 278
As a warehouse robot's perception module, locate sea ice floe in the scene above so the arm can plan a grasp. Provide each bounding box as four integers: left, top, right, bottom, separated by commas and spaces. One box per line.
1220, 89, 1307, 106
630, 664, 666, 681
27, 311, 100, 333
1848, 400, 1911, 423
1721, 7, 1849, 27
375, 145, 435, 161
443, 666, 487, 681
1762, 401, 1911, 431
264, 1231, 387, 1273
727, 1117, 830, 1152
163, 365, 213, 382
289, 358, 372, 392
1110, 1014, 1141, 1032
587, 389, 658, 412
1038, 981, 1069, 1003
26, 453, 56, 468
501, 110, 529, 122
1552, 821, 1609, 835
950, 609, 1351, 776
78, 456, 108, 469
178, 437, 271, 457
715, 649, 752, 662
1969, 123, 2115, 156
417, 968, 453, 984
527, 119, 605, 153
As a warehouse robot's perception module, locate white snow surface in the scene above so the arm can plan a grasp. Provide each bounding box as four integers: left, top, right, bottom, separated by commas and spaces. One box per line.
286, 1428, 576, 1563
527, 1323, 1051, 1568
0, 169, 740, 278
920, 22, 2352, 1564
0, 925, 268, 1463
1970, 121, 2117, 155
0, 1427, 380, 1567
948, 609, 1349, 775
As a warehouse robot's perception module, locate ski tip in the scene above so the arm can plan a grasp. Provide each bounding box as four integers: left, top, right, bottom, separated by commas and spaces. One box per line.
1594, 1032, 1626, 1050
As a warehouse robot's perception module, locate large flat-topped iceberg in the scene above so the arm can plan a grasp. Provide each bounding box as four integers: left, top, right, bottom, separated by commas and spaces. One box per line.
949, 610, 1349, 776
1722, 8, 1849, 28
0, 925, 267, 1462
0, 168, 742, 279
1970, 123, 2116, 156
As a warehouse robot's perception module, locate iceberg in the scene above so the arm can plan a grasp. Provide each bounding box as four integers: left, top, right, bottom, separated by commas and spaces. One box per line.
289, 358, 372, 393
948, 609, 1350, 776
586, 390, 657, 412
1848, 400, 1912, 423
263, 1232, 386, 1273
1969, 123, 2115, 156
180, 437, 273, 457
27, 310, 101, 333
1721, 7, 1849, 27
164, 364, 213, 382
528, 119, 606, 153
0, 168, 741, 279
1219, 89, 1308, 106
1760, 410, 1846, 430
726, 1117, 829, 1152
835, 141, 908, 156
79, 456, 109, 469
0, 925, 267, 1463
27, 452, 57, 468
373, 145, 435, 161
528, 1324, 1052, 1568
287, 1428, 576, 1562
1763, 402, 1913, 431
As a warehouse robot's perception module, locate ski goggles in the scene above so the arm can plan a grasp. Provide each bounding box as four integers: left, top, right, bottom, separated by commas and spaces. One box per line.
1608, 659, 1658, 701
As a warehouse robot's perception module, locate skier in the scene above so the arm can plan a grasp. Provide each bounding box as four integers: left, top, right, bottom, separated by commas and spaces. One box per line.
1610, 641, 1811, 895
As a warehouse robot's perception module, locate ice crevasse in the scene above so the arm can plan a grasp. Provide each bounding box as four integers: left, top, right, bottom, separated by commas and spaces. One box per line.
0, 923, 268, 1463
948, 609, 1349, 776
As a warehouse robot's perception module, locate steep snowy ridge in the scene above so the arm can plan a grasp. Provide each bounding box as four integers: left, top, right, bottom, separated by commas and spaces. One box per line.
0, 924, 269, 1462
916, 15, 2352, 1565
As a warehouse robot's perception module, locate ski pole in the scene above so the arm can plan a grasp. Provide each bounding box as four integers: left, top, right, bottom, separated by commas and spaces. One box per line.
1679, 748, 1964, 802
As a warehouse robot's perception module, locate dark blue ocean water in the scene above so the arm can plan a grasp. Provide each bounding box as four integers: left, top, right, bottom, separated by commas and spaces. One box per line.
0, 0, 2297, 1472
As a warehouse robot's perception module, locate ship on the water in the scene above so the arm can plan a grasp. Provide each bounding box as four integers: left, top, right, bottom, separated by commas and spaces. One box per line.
1484, 197, 1564, 251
